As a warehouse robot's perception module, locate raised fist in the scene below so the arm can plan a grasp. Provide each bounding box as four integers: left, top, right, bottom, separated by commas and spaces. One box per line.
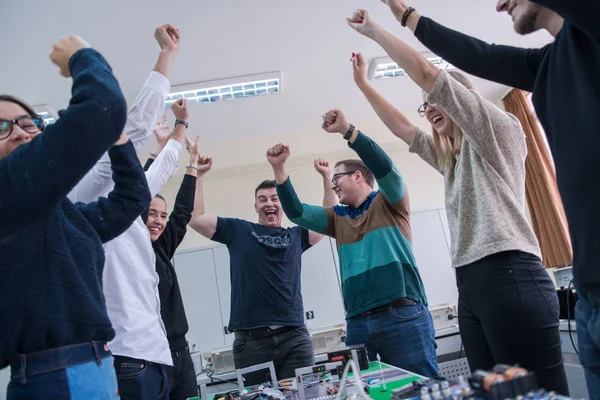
49, 36, 90, 77
266, 143, 291, 166
321, 109, 350, 135
155, 23, 180, 53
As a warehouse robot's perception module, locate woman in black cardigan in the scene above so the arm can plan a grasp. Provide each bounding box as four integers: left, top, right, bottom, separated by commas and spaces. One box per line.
144, 131, 213, 400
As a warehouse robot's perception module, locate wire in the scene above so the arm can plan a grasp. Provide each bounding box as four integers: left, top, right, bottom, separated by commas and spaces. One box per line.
335, 360, 371, 400
567, 279, 579, 355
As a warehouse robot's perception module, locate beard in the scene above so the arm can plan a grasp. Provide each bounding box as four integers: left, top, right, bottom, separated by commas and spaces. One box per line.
514, 3, 541, 35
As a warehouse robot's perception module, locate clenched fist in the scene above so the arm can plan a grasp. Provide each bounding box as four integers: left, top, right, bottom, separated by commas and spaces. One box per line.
266, 143, 291, 166
49, 36, 90, 77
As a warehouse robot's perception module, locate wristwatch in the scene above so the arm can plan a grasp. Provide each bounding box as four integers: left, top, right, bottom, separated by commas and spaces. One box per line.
344, 123, 355, 140
175, 119, 189, 129
186, 162, 198, 170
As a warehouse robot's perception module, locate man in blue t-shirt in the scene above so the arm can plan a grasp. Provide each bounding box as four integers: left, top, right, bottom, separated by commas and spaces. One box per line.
189, 157, 338, 383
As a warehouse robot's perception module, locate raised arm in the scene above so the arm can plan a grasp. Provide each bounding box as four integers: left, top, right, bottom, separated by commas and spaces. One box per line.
352, 52, 416, 145
309, 158, 338, 245
188, 153, 217, 239
154, 137, 205, 258
268, 144, 334, 236
529, 0, 600, 36
76, 136, 151, 243
0, 39, 127, 228
354, 2, 542, 92
68, 25, 178, 204
322, 110, 406, 210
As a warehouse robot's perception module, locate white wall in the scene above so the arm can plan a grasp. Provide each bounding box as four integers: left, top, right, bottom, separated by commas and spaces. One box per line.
157, 142, 446, 251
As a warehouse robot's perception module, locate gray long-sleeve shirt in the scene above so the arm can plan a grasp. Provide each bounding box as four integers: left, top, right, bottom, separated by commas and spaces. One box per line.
409, 70, 540, 267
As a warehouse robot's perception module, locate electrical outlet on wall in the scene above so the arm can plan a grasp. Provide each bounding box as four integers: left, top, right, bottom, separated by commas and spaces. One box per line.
306, 311, 315, 320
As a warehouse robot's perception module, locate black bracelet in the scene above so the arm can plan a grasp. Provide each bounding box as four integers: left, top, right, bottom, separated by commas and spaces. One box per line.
175, 119, 189, 129
401, 7, 415, 27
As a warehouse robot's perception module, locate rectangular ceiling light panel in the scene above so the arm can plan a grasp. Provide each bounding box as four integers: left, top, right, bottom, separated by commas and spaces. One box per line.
166, 71, 281, 105
368, 53, 455, 80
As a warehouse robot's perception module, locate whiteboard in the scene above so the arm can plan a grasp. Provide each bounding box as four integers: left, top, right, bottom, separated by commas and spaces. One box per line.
409, 210, 458, 308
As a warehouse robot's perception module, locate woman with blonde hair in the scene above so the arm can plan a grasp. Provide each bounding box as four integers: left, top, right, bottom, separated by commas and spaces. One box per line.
346, 7, 568, 395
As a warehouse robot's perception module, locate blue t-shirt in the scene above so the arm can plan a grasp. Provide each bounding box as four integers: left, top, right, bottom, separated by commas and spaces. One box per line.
212, 218, 312, 330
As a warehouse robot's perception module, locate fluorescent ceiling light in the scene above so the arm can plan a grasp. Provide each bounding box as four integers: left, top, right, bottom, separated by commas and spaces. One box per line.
33, 105, 58, 125
368, 52, 455, 80
166, 72, 281, 105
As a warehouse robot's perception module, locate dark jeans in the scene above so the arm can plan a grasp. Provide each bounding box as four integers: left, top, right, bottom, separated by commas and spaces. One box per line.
167, 346, 198, 400
574, 286, 600, 400
456, 251, 569, 395
114, 355, 170, 400
233, 325, 314, 384
7, 341, 118, 400
345, 301, 439, 378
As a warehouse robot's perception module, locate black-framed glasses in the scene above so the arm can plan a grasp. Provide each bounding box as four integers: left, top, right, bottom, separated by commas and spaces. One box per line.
332, 170, 356, 186
417, 102, 436, 117
0, 114, 45, 140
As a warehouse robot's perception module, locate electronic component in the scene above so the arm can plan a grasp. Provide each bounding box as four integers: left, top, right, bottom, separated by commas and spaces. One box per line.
327, 345, 369, 370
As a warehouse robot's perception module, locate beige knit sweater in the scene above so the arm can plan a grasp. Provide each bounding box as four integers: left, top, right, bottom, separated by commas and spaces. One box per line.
409, 70, 541, 267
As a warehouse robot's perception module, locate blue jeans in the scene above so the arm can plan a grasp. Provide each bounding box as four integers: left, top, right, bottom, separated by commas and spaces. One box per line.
575, 287, 600, 400
345, 302, 439, 378
113, 355, 170, 400
7, 341, 118, 400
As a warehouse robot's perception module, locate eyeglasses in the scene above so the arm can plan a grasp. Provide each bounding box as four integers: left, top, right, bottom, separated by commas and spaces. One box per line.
0, 114, 45, 140
332, 170, 356, 186
417, 102, 436, 117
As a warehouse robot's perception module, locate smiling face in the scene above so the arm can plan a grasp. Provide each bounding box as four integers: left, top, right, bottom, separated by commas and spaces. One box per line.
255, 187, 283, 227
496, 0, 543, 34
0, 99, 43, 159
422, 96, 454, 137
146, 196, 168, 241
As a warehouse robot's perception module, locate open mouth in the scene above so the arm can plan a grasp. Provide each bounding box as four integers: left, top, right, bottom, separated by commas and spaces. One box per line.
432, 115, 443, 124
149, 227, 161, 234
265, 210, 277, 217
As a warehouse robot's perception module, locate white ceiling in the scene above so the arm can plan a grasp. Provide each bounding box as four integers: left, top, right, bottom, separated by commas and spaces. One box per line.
0, 0, 553, 168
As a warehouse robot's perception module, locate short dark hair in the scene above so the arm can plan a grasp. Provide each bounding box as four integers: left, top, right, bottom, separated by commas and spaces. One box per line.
0, 95, 37, 116
255, 179, 276, 198
334, 159, 375, 188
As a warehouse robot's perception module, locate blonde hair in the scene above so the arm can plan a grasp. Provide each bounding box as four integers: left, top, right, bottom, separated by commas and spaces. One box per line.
430, 71, 474, 171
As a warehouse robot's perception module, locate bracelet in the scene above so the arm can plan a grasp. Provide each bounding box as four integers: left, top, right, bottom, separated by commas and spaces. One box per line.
401, 7, 415, 27
175, 119, 189, 129
186, 162, 198, 170
150, 152, 158, 157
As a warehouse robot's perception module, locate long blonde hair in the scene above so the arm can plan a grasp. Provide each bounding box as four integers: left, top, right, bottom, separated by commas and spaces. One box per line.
431, 71, 474, 172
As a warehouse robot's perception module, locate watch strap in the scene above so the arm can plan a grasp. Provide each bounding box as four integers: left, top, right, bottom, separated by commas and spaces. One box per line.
344, 123, 355, 140
175, 119, 189, 129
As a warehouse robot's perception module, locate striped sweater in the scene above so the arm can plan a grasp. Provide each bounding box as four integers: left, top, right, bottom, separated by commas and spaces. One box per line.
277, 132, 428, 318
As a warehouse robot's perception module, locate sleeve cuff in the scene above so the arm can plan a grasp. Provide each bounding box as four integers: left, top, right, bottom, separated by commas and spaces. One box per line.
426, 69, 449, 105
145, 71, 171, 95
182, 173, 197, 187
164, 139, 183, 153
408, 127, 426, 154
347, 131, 368, 150
108, 141, 137, 163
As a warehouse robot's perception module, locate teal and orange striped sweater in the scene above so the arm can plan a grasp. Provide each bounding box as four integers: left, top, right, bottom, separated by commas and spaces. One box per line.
277, 132, 428, 318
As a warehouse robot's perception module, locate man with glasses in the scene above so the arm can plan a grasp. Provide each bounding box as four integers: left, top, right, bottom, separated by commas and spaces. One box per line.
268, 109, 438, 378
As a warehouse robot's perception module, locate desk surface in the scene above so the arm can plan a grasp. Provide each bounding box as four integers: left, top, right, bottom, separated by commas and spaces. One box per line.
199, 361, 422, 400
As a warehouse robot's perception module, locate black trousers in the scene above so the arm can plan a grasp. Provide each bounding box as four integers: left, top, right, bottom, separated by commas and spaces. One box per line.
456, 251, 569, 395
233, 325, 314, 386
167, 346, 198, 400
